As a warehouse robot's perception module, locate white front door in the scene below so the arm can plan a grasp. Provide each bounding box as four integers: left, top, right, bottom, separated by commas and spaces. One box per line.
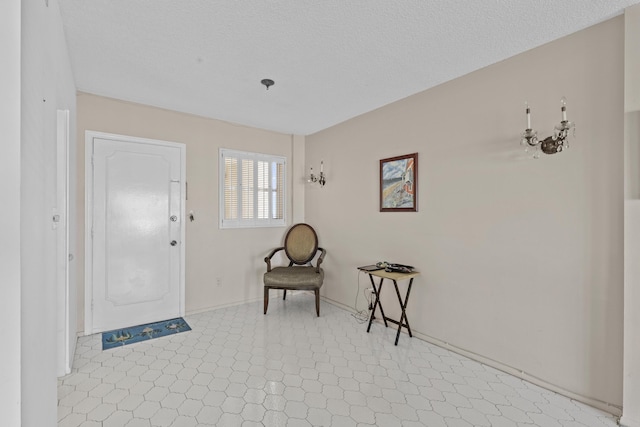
86, 131, 185, 334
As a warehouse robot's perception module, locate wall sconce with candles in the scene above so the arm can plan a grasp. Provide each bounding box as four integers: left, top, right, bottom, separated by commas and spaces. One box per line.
521, 97, 576, 158
307, 161, 326, 187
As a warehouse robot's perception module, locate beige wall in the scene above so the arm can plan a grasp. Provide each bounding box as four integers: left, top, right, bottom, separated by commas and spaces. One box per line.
76, 93, 300, 330
306, 17, 624, 410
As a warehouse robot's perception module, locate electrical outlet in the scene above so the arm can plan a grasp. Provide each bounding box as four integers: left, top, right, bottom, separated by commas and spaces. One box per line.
216, 277, 222, 287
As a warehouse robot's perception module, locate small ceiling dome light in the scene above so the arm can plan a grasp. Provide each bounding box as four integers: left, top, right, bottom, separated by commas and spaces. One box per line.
261, 79, 275, 90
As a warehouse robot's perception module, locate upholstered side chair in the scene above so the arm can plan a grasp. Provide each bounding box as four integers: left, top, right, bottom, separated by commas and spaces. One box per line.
263, 223, 326, 316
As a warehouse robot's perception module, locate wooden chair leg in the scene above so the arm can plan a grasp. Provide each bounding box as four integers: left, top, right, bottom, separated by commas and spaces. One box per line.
283, 289, 287, 300
315, 288, 320, 317
264, 287, 269, 314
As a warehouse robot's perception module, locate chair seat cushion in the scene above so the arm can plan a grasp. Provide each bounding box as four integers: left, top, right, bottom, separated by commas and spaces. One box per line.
264, 266, 324, 289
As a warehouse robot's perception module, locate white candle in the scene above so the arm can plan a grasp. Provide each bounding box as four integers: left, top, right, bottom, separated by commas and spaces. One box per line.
526, 103, 531, 129
561, 98, 567, 121
320, 161, 324, 173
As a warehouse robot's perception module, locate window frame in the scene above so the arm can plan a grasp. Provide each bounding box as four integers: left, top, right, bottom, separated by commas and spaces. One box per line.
219, 148, 287, 229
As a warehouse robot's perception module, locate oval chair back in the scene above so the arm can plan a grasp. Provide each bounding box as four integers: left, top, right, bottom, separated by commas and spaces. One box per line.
284, 223, 318, 265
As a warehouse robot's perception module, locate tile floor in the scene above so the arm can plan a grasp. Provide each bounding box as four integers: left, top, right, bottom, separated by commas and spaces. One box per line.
59, 294, 619, 427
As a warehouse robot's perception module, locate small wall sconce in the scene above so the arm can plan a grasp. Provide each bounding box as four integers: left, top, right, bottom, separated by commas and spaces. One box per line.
308, 161, 326, 187
521, 97, 576, 158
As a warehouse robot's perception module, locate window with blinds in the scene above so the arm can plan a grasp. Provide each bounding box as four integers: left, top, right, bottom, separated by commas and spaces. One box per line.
219, 148, 286, 228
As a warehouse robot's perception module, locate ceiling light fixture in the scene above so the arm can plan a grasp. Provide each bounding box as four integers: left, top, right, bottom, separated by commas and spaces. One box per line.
261, 79, 275, 90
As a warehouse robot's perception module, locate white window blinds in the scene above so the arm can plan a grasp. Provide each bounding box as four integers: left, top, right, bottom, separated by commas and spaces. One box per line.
220, 148, 286, 228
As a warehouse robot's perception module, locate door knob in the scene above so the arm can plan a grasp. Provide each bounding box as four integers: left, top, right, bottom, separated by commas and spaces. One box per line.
170, 240, 177, 246
170, 215, 177, 222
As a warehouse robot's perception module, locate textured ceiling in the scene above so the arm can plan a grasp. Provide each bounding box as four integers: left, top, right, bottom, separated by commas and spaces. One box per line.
58, 0, 639, 135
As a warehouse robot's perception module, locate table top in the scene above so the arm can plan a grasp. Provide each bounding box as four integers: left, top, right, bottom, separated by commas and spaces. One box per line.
360, 268, 420, 281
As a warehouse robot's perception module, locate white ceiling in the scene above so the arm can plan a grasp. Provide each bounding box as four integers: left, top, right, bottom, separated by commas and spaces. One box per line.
58, 0, 639, 135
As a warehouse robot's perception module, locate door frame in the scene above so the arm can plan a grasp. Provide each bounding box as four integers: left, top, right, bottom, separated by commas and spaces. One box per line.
56, 109, 75, 375
84, 131, 186, 335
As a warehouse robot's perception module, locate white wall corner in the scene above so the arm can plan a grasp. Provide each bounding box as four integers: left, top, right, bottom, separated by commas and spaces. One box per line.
292, 134, 305, 224
623, 202, 640, 426
624, 5, 640, 424
625, 4, 640, 113
0, 0, 22, 425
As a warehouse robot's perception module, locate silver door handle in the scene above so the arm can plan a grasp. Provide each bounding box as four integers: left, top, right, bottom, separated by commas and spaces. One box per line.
170, 240, 177, 246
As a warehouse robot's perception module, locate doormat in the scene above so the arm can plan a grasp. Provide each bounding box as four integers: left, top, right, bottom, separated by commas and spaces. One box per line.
102, 317, 191, 350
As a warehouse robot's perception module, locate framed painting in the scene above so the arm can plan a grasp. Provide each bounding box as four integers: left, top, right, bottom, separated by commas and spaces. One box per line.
380, 153, 418, 212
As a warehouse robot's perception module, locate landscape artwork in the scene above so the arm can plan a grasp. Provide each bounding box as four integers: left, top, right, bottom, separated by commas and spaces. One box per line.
380, 153, 418, 212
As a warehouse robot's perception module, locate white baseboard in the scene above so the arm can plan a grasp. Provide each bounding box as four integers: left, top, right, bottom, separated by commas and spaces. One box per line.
186, 289, 302, 316
186, 295, 265, 316
320, 296, 622, 417
620, 415, 640, 427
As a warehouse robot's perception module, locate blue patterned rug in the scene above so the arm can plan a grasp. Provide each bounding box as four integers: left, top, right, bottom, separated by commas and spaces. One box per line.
102, 317, 191, 350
